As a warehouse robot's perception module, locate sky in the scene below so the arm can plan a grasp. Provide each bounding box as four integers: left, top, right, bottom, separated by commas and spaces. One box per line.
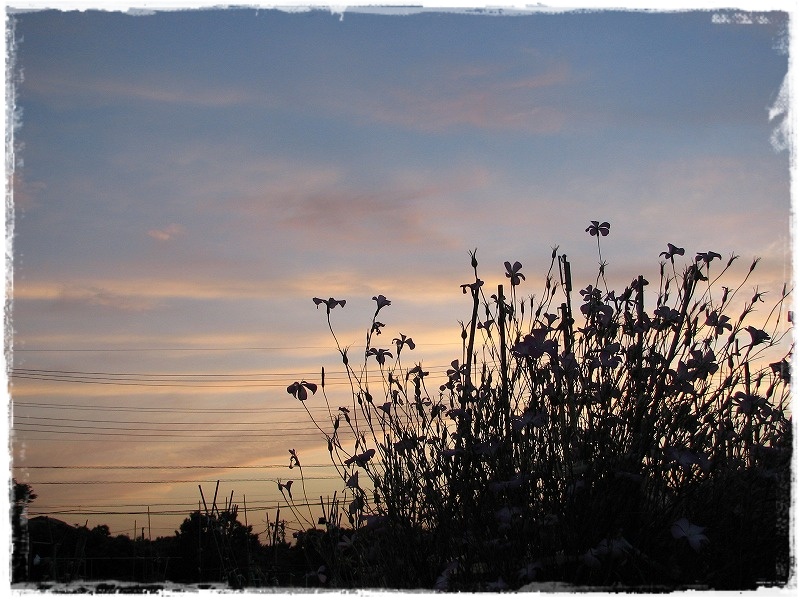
4, 2, 795, 547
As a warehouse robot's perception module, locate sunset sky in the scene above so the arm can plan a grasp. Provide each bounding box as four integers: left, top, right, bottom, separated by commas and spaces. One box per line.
6, 2, 794, 543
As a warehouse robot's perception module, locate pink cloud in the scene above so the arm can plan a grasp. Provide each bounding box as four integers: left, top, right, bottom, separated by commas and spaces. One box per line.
230, 164, 490, 247
147, 223, 185, 241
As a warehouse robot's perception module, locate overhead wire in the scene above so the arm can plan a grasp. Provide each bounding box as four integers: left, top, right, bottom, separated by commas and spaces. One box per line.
12, 401, 320, 413
9, 362, 463, 388
13, 415, 330, 427
14, 464, 335, 469
12, 342, 459, 352
23, 476, 341, 484
9, 353, 451, 534
12, 427, 326, 439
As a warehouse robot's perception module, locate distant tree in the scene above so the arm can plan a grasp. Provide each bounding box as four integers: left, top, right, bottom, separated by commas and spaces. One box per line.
11, 480, 37, 582
170, 509, 262, 586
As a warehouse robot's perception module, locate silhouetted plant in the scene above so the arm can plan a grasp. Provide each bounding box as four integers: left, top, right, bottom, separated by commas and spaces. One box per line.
284, 224, 792, 590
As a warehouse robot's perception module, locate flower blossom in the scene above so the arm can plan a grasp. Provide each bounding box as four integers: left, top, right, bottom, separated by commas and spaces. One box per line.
372, 294, 391, 310
366, 347, 393, 365
312, 297, 346, 312
695, 251, 722, 265
586, 220, 611, 236
660, 243, 685, 260
287, 380, 318, 401
277, 480, 293, 500
504, 261, 525, 286
393, 333, 415, 353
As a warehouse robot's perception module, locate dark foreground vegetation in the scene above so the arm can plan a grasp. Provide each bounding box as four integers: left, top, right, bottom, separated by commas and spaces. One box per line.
12, 484, 336, 588
282, 223, 793, 590
11, 224, 793, 590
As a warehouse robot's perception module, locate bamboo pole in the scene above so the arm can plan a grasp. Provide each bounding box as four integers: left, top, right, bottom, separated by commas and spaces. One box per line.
211, 480, 220, 517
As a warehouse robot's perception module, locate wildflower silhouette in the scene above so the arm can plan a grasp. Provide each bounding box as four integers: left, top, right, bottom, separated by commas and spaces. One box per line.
372, 294, 391, 310
277, 479, 294, 500
406, 364, 428, 380
366, 347, 393, 365
393, 333, 415, 353
460, 278, 484, 294
313, 297, 346, 312
671, 518, 709, 552
745, 325, 770, 346
706, 310, 733, 336
586, 221, 611, 284
504, 261, 525, 286
769, 359, 790, 382
660, 242, 685, 260
733, 391, 768, 415
512, 328, 557, 360
585, 220, 610, 236
287, 224, 791, 590
287, 380, 318, 401
344, 448, 376, 468
695, 250, 722, 265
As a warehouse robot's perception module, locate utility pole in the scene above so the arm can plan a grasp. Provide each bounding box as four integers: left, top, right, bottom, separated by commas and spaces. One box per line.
132, 520, 137, 582
198, 501, 202, 581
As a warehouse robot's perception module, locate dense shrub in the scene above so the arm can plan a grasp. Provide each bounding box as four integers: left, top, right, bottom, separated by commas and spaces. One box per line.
285, 223, 792, 590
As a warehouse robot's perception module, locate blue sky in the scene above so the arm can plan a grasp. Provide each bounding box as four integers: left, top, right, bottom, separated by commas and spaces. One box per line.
7, 5, 793, 540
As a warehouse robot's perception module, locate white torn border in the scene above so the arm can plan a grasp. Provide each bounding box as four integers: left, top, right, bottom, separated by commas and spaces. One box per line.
1, 0, 797, 595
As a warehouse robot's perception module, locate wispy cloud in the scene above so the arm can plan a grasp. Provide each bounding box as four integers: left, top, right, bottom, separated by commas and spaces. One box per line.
51, 284, 163, 312
334, 62, 573, 133
229, 163, 490, 247
12, 263, 469, 307
23, 71, 255, 109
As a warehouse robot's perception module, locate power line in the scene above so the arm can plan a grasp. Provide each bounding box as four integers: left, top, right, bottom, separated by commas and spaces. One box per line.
12, 342, 458, 353
23, 476, 341, 484
10, 428, 328, 440
12, 367, 350, 379
13, 417, 334, 434
12, 401, 332, 413
10, 362, 461, 383
11, 374, 322, 388
12, 427, 326, 439
15, 437, 327, 444
12, 345, 337, 352
14, 464, 335, 469
31, 499, 283, 509
26, 501, 326, 516
13, 415, 334, 427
